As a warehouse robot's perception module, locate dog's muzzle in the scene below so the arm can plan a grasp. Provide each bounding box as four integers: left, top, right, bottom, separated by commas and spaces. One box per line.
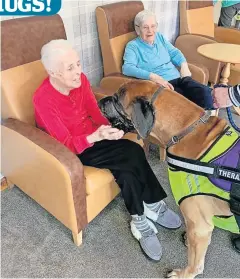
98, 96, 135, 133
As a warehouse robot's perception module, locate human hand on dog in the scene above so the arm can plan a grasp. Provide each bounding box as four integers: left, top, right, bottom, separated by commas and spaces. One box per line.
212, 86, 233, 109
87, 125, 124, 143
150, 73, 174, 90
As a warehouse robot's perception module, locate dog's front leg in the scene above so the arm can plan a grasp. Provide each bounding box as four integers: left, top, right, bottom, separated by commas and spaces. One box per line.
168, 224, 213, 278
167, 197, 214, 279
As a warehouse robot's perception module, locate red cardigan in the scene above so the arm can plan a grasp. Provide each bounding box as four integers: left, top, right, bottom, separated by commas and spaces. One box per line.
33, 73, 110, 154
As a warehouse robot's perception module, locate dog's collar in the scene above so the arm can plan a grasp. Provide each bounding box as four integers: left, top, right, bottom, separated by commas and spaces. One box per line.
150, 87, 212, 146
166, 110, 212, 148
151, 88, 212, 148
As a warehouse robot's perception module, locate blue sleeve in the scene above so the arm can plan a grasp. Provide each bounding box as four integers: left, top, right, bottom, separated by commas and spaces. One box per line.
160, 34, 186, 67
213, 0, 218, 5
122, 43, 151, 80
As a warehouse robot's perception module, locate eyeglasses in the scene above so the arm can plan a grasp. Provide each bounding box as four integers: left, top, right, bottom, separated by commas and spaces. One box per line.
135, 23, 158, 32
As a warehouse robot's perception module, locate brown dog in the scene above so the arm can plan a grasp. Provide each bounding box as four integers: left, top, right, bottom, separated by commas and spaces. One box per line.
99, 80, 240, 278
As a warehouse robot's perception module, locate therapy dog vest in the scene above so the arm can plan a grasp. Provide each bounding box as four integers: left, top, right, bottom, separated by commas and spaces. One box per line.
168, 127, 240, 233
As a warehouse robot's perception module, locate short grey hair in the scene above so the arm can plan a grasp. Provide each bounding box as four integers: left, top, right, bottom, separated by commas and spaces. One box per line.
41, 39, 74, 73
134, 10, 157, 35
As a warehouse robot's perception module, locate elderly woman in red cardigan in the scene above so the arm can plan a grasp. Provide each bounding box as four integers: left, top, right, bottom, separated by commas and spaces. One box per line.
33, 39, 182, 261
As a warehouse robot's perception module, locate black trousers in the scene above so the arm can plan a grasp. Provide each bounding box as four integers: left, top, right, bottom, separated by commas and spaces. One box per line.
169, 76, 214, 110
78, 139, 167, 215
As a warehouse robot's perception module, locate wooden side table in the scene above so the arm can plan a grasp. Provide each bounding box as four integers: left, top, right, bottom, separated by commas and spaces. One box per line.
197, 43, 240, 115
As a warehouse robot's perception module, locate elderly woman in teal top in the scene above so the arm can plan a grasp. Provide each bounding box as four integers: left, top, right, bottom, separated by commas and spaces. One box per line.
122, 10, 214, 110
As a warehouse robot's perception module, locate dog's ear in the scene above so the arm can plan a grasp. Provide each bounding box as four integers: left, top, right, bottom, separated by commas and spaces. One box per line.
130, 97, 155, 139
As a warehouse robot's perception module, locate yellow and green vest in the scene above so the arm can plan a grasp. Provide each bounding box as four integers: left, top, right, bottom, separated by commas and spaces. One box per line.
168, 127, 240, 233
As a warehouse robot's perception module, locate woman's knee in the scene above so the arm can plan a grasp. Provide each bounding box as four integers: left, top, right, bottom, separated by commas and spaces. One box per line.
194, 86, 213, 109
119, 139, 147, 167
122, 139, 145, 156
202, 87, 213, 106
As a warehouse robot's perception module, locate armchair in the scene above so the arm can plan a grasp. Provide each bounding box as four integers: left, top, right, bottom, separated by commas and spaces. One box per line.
176, 0, 240, 85
1, 15, 143, 246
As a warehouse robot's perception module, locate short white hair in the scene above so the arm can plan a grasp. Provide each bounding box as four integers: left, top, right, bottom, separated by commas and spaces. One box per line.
134, 10, 157, 35
41, 39, 74, 73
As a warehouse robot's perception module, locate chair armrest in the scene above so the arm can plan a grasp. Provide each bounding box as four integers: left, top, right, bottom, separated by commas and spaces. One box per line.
1, 118, 87, 234
100, 73, 134, 92
91, 86, 116, 101
94, 92, 107, 101
175, 34, 222, 84
188, 63, 209, 85
215, 26, 240, 44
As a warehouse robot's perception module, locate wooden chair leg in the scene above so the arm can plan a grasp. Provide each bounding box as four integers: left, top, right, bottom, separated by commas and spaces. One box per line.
7, 179, 15, 189
1, 177, 8, 191
72, 231, 83, 246
159, 146, 166, 161
1, 177, 14, 191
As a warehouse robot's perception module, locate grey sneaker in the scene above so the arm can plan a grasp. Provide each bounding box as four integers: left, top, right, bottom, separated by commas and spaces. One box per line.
156, 201, 182, 229
144, 201, 182, 229
131, 215, 162, 261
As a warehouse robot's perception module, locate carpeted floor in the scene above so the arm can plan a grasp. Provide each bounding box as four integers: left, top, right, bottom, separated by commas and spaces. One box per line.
1, 109, 240, 278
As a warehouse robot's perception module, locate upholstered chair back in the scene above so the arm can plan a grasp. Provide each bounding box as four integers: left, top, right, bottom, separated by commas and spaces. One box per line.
96, 1, 144, 76
179, 0, 215, 37
1, 15, 66, 125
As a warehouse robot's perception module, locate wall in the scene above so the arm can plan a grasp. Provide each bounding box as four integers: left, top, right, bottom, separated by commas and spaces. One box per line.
1, 0, 179, 85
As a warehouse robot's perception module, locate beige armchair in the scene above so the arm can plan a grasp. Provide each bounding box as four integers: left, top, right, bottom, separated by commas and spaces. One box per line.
1, 15, 144, 246
176, 0, 240, 85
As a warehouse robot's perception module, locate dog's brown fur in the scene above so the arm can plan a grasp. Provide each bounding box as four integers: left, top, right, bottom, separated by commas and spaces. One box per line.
116, 80, 236, 278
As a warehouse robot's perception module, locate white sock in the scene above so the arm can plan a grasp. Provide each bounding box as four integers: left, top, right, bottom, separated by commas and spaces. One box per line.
130, 214, 158, 240
144, 201, 161, 213
131, 214, 149, 231
143, 201, 166, 222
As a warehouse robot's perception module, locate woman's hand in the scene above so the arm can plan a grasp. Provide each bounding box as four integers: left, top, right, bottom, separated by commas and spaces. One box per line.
180, 62, 192, 78
149, 73, 174, 90
87, 125, 124, 143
